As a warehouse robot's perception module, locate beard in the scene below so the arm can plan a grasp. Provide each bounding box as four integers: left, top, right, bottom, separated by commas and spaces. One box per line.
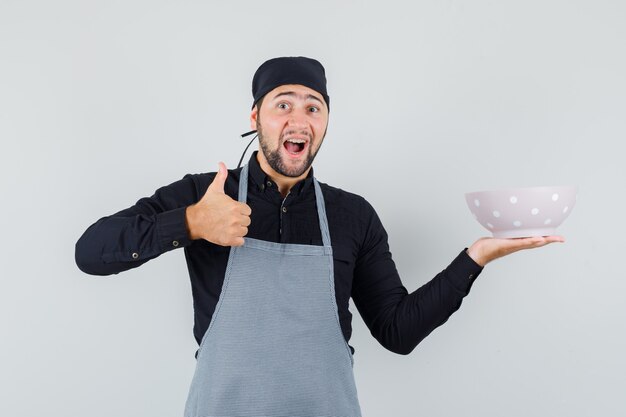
256, 120, 325, 178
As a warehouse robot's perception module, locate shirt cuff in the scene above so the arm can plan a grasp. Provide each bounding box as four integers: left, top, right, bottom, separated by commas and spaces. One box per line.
443, 248, 484, 295
156, 207, 192, 252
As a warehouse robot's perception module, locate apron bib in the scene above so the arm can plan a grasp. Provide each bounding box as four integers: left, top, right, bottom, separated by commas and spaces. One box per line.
184, 163, 362, 417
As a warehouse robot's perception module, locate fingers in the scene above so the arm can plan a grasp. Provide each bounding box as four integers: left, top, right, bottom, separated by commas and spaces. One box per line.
526, 235, 566, 246
232, 236, 245, 247
224, 212, 250, 247
238, 202, 252, 216
225, 226, 248, 247
500, 236, 566, 257
198, 163, 252, 247
239, 213, 252, 227
531, 236, 566, 249
470, 234, 566, 266
503, 235, 565, 247
207, 162, 228, 194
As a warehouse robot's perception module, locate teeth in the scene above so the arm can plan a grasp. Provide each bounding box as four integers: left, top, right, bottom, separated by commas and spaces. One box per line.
286, 138, 306, 144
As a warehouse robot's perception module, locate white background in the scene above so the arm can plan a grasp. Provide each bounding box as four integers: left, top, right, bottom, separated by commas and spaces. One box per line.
1, 1, 625, 416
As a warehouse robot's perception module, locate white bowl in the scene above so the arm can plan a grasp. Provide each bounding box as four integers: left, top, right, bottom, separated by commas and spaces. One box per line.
465, 186, 577, 238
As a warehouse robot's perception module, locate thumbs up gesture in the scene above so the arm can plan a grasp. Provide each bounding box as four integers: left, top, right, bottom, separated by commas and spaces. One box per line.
185, 162, 252, 246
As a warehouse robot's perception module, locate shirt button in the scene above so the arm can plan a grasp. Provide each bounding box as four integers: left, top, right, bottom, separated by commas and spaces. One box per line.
172, 240, 179, 247
266, 181, 272, 187
282, 206, 287, 213
131, 252, 139, 259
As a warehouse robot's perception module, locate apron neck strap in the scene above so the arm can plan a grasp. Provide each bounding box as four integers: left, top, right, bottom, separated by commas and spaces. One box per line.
238, 163, 332, 247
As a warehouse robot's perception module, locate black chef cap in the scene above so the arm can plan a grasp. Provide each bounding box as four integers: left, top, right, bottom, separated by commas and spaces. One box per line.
251, 56, 330, 111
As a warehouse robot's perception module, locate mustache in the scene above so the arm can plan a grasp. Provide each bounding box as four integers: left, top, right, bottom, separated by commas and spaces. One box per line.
280, 130, 312, 140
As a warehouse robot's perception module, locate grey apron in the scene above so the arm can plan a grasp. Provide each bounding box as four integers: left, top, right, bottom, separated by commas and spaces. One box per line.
184, 163, 362, 417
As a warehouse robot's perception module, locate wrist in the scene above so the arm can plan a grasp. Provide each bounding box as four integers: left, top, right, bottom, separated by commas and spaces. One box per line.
466, 244, 487, 267
185, 204, 199, 240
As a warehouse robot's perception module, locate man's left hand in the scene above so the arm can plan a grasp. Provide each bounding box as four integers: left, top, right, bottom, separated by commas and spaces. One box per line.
467, 236, 566, 267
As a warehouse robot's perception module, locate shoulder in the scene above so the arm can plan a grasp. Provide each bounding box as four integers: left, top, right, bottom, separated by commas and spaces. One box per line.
316, 181, 378, 224
183, 166, 244, 200
317, 180, 388, 260
317, 180, 371, 206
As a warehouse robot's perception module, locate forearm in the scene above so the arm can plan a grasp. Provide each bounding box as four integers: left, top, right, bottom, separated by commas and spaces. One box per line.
394, 251, 481, 353
355, 249, 483, 355
75, 207, 191, 275
75, 174, 199, 276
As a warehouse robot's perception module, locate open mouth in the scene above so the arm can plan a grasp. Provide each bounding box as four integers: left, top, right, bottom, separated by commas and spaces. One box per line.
283, 138, 308, 156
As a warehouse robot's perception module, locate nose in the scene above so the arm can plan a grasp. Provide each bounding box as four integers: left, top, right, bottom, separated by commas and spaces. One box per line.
287, 106, 309, 128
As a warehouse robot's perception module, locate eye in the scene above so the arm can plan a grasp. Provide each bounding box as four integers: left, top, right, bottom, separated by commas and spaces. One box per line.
309, 106, 319, 113
277, 102, 289, 110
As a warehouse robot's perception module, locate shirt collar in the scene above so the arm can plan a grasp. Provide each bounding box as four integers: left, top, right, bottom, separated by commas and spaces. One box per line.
247, 150, 314, 196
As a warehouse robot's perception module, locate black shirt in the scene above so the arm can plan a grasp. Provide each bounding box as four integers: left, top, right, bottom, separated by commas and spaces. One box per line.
75, 151, 483, 356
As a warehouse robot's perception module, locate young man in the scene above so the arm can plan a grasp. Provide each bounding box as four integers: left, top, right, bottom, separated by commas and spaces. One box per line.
75, 56, 564, 416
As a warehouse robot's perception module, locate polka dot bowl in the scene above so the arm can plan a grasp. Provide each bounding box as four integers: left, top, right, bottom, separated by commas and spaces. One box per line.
465, 186, 577, 238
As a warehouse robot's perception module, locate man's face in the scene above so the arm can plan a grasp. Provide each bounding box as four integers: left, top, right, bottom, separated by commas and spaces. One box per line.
250, 84, 329, 178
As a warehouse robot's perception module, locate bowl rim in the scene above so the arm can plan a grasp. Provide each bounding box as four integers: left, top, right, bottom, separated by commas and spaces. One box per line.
465, 185, 578, 197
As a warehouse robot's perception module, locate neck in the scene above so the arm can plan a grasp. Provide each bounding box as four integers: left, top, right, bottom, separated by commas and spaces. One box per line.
256, 152, 310, 198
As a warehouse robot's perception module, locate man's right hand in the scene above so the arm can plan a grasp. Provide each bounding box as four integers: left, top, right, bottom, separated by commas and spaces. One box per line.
185, 162, 252, 246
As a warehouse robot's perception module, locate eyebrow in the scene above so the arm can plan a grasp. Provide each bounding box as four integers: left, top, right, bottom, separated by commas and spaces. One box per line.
271, 91, 324, 106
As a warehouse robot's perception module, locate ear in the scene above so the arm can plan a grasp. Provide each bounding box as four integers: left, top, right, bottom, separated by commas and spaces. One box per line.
250, 107, 258, 130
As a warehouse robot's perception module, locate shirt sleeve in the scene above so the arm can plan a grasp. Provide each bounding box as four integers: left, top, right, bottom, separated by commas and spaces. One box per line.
351, 199, 484, 355
74, 174, 200, 276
